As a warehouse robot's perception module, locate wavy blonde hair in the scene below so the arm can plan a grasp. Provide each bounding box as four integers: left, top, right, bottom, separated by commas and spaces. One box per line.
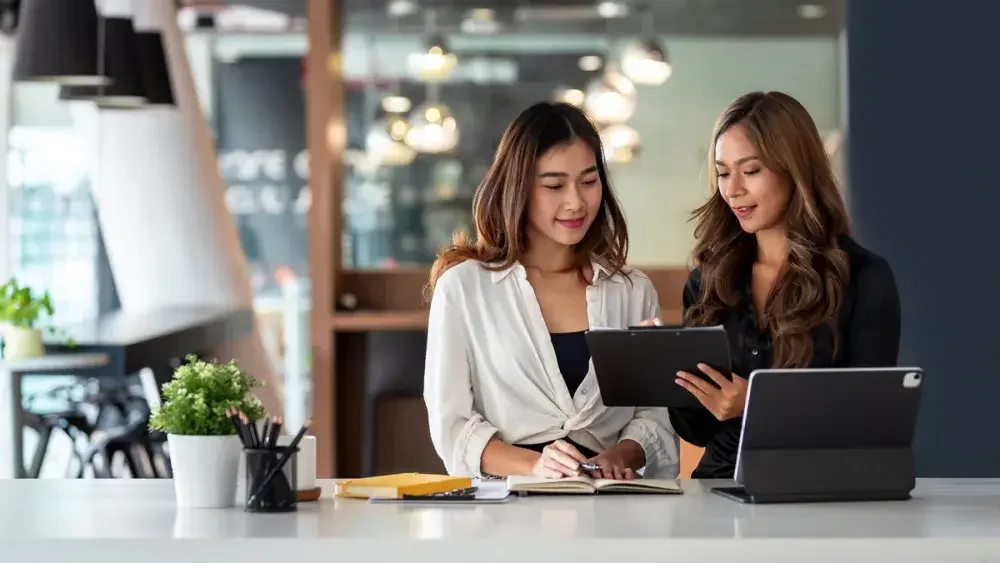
687, 91, 851, 368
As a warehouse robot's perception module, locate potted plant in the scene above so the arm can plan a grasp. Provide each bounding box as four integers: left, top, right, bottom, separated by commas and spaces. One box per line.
149, 355, 267, 508
0, 277, 69, 359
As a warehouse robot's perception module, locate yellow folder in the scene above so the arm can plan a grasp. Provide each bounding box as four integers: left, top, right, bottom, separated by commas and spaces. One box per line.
335, 473, 472, 499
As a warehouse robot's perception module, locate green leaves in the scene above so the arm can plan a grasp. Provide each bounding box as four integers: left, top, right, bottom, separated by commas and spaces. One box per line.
148, 354, 268, 436
0, 278, 54, 328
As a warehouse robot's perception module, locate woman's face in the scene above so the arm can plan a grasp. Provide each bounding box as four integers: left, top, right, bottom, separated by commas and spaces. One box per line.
714, 123, 791, 234
526, 138, 603, 248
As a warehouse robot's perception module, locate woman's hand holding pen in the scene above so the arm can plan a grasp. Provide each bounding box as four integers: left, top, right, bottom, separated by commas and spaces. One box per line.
638, 317, 748, 421
531, 439, 589, 478
676, 363, 748, 421
583, 440, 642, 480
530, 439, 640, 480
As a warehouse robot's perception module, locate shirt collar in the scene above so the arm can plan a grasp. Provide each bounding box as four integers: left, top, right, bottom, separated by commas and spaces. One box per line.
489, 259, 626, 284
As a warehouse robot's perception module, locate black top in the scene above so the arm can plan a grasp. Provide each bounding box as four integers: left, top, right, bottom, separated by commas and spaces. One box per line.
550, 331, 591, 397
517, 331, 598, 459
670, 235, 902, 479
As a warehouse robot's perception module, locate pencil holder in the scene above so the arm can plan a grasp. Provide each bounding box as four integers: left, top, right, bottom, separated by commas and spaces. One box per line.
244, 447, 299, 513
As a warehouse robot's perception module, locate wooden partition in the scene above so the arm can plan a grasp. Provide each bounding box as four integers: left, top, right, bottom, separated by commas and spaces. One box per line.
304, 0, 704, 478
305, 0, 339, 478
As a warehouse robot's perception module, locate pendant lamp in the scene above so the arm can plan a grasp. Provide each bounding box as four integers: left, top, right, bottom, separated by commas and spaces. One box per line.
12, 0, 109, 85
132, 0, 175, 106
59, 0, 147, 109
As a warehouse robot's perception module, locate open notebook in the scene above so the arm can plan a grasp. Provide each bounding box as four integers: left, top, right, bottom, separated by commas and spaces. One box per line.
507, 475, 683, 495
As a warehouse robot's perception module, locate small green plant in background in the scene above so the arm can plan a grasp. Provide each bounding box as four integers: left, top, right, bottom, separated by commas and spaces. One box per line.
149, 355, 268, 436
0, 277, 74, 346
0, 277, 52, 327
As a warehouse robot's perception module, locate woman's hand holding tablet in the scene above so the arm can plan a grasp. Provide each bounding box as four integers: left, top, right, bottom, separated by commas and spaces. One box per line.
675, 363, 748, 420
637, 317, 746, 420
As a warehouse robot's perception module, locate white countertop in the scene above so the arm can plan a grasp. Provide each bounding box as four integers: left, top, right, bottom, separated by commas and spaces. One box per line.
2, 478, 999, 563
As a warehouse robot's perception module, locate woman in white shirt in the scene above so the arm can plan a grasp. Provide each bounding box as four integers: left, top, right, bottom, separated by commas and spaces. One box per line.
423, 101, 679, 480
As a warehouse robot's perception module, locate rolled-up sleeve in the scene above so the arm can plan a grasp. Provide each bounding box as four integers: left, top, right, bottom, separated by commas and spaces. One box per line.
618, 274, 681, 478
423, 271, 499, 477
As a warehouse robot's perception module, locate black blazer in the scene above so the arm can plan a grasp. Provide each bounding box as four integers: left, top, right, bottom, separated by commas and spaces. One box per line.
670, 235, 902, 479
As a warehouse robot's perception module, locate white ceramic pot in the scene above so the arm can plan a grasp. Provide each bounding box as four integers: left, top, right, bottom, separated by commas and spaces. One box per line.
3, 326, 44, 359
167, 434, 241, 508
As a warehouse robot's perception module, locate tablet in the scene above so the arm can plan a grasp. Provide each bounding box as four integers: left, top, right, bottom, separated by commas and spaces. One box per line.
585, 325, 732, 409
713, 367, 924, 504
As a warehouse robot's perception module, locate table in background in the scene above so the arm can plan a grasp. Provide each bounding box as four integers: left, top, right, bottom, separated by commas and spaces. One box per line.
1, 307, 253, 479
0, 478, 998, 562
0, 353, 110, 479
48, 306, 254, 385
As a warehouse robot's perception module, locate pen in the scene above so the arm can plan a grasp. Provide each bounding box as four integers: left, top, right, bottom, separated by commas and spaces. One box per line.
579, 462, 600, 472
402, 486, 479, 500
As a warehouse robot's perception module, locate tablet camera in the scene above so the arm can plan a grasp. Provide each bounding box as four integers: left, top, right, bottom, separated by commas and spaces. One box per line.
902, 371, 922, 388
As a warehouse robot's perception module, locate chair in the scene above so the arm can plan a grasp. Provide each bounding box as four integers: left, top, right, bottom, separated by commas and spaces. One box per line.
361, 331, 427, 477
22, 375, 171, 478
80, 382, 169, 478
21, 381, 98, 478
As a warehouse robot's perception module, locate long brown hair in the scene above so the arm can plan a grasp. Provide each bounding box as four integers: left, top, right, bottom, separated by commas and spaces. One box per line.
427, 101, 629, 295
687, 91, 851, 368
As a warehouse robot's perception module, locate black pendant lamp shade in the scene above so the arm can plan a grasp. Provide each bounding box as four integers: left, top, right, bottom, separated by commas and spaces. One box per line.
12, 0, 109, 85
135, 31, 175, 106
59, 17, 147, 109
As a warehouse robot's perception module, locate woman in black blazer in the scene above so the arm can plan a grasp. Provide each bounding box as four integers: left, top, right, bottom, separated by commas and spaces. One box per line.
643, 91, 901, 479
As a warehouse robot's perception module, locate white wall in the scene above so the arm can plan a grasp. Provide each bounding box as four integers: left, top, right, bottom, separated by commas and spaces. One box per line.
0, 34, 13, 282
609, 37, 842, 267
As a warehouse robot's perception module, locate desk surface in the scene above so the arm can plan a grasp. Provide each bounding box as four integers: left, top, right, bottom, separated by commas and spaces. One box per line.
53, 307, 252, 348
1, 478, 999, 562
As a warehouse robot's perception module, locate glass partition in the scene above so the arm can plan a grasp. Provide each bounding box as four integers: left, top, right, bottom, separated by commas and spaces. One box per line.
182, 22, 312, 430
340, 3, 845, 269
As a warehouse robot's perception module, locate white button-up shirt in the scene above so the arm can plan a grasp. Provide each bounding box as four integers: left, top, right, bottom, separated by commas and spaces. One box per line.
423, 259, 680, 479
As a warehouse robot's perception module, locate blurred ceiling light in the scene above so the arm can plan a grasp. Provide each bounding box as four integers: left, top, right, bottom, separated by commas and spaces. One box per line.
405, 103, 460, 153
555, 86, 586, 107
213, 6, 291, 32
584, 68, 637, 124
461, 8, 501, 34
797, 4, 828, 19
469, 8, 495, 20
596, 1, 629, 19
387, 0, 419, 18
600, 123, 641, 153
621, 38, 672, 85
409, 34, 458, 81
607, 146, 635, 163
381, 95, 412, 114
578, 55, 603, 72
366, 115, 417, 167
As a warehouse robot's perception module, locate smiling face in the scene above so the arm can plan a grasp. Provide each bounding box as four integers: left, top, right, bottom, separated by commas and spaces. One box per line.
526, 137, 603, 249
714, 123, 791, 234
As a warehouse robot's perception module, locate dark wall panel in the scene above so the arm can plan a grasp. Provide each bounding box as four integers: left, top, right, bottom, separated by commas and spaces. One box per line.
846, 0, 1000, 476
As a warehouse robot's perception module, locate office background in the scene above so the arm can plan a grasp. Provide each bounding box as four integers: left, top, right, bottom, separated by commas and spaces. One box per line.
1, 0, 996, 480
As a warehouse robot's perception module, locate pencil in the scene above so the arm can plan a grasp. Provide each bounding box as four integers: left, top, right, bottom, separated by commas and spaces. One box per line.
247, 418, 311, 504
267, 416, 283, 449
227, 408, 249, 447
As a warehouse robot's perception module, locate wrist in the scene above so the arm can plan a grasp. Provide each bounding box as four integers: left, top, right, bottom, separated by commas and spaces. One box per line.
521, 451, 542, 475
615, 439, 647, 470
